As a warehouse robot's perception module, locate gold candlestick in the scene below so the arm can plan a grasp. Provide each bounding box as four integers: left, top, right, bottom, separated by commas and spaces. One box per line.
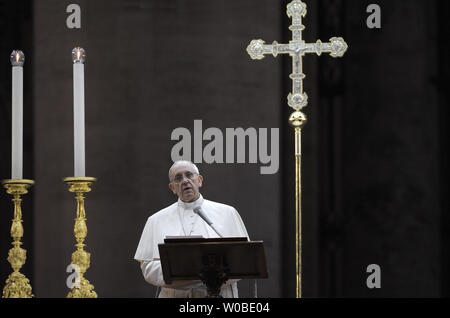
64, 177, 97, 298
2, 179, 34, 298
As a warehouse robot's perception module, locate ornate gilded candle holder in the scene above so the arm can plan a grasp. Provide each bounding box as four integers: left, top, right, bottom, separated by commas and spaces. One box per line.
2, 179, 34, 298
64, 177, 97, 298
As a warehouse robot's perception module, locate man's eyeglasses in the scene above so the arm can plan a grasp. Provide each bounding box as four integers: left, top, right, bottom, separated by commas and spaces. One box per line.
171, 171, 198, 184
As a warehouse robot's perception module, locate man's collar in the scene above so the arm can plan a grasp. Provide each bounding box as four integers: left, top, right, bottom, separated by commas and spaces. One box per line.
177, 194, 204, 210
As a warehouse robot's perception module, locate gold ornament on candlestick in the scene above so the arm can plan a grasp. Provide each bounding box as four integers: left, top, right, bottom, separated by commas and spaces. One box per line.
246, 0, 347, 298
64, 177, 97, 298
2, 179, 34, 298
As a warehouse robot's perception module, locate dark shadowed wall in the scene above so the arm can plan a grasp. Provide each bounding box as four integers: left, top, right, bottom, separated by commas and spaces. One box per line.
0, 0, 449, 298
337, 0, 441, 297
32, 0, 284, 297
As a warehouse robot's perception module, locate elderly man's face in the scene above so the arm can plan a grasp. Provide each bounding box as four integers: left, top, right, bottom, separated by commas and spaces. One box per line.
168, 163, 203, 202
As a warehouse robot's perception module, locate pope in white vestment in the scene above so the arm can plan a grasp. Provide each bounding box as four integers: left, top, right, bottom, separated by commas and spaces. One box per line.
134, 161, 249, 298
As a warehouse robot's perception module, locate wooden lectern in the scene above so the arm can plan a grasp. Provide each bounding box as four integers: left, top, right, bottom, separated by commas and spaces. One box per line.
158, 237, 268, 298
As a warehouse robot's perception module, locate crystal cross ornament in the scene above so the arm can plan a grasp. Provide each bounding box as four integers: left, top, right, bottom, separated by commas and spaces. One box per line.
247, 0, 348, 112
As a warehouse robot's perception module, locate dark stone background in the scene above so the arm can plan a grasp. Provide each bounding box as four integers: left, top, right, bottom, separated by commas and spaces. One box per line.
0, 0, 448, 298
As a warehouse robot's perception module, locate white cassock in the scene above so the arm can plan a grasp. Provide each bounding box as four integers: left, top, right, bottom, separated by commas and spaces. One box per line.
134, 194, 249, 298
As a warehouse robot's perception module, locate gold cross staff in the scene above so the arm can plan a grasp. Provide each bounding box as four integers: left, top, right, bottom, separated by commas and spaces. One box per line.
246, 0, 348, 298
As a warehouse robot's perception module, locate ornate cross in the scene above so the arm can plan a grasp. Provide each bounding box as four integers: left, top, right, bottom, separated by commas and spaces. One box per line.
246, 0, 347, 298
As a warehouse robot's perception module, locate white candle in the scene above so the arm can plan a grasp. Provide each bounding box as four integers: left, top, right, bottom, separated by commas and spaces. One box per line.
72, 47, 86, 177
11, 50, 24, 180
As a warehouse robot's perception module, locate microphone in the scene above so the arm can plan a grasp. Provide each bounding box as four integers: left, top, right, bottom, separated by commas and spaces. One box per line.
193, 206, 223, 237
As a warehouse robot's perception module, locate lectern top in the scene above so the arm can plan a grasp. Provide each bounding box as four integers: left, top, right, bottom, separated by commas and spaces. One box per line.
164, 236, 248, 244
159, 238, 268, 284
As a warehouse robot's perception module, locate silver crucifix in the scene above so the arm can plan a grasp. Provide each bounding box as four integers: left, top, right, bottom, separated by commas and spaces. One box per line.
247, 0, 347, 112
246, 0, 348, 298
